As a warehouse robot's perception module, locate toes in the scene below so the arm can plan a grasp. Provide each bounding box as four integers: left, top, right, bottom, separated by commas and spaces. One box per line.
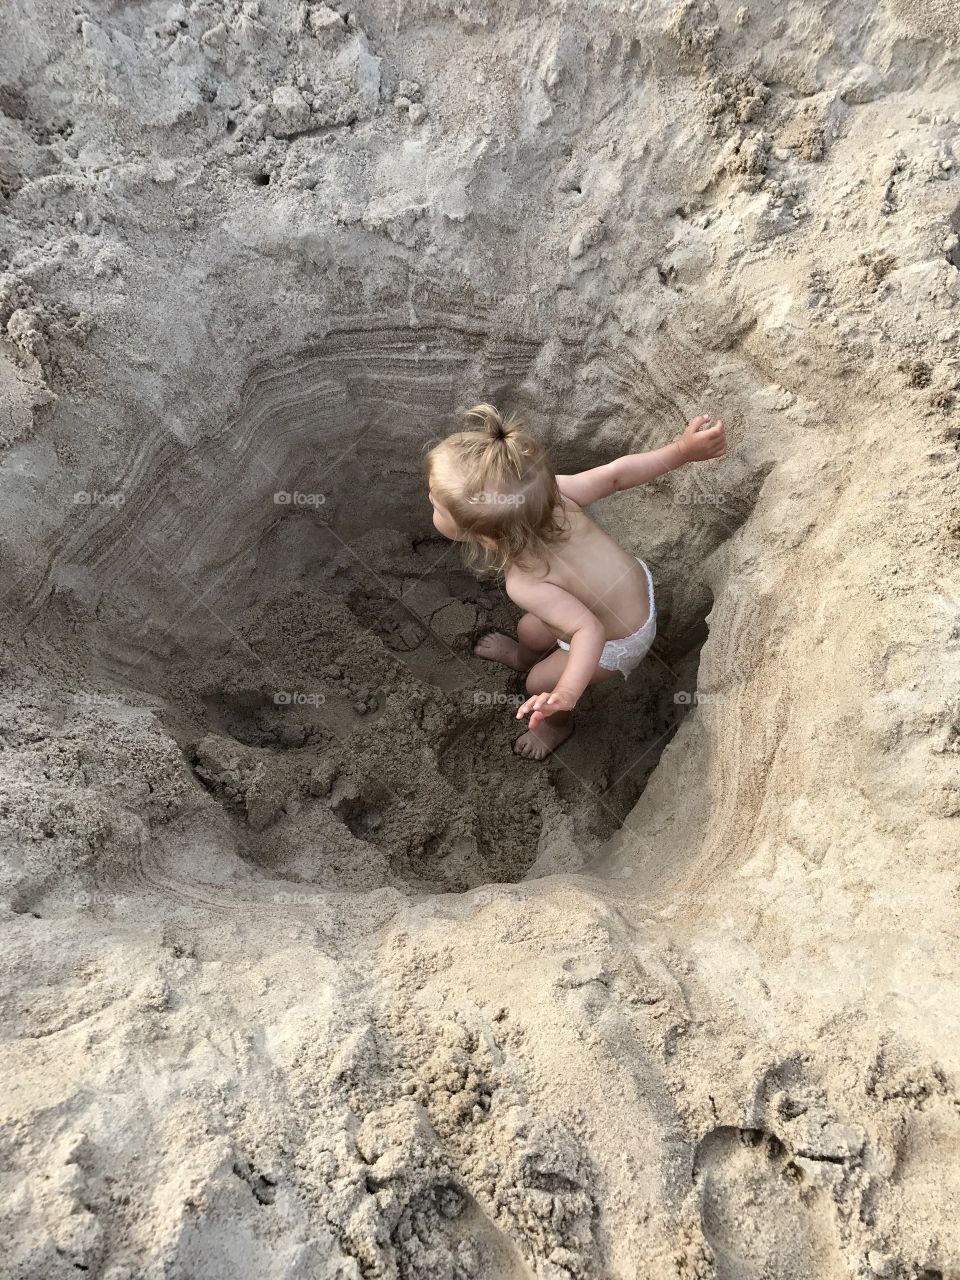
514, 732, 546, 761
474, 632, 514, 662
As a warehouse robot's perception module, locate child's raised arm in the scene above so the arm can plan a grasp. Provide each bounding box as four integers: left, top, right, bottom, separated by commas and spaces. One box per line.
557, 414, 726, 506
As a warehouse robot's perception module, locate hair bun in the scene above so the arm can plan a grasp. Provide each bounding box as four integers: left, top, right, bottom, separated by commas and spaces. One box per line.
466, 402, 509, 441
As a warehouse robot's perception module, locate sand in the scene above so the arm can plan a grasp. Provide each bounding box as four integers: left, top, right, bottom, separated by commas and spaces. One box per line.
1, 0, 959, 1276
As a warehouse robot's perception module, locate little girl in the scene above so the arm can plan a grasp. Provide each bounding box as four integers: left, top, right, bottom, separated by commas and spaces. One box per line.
426, 404, 727, 759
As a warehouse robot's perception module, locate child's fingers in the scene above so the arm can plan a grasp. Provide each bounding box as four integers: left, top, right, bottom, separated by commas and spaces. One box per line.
687, 414, 711, 432
700, 423, 726, 453
525, 696, 560, 724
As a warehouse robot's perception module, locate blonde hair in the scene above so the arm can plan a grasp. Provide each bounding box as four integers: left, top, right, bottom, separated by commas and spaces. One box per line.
425, 403, 568, 573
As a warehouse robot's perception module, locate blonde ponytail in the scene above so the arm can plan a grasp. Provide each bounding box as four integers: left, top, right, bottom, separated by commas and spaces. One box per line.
464, 403, 526, 481
465, 402, 509, 438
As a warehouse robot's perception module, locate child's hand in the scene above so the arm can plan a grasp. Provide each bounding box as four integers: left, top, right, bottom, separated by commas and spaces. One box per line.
677, 414, 726, 463
516, 688, 577, 730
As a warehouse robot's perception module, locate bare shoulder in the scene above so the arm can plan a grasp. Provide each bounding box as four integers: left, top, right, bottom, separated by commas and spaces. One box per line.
504, 562, 556, 609
504, 563, 538, 595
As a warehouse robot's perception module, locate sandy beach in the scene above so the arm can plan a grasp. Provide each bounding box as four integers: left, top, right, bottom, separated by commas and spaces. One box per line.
1, 1, 959, 1275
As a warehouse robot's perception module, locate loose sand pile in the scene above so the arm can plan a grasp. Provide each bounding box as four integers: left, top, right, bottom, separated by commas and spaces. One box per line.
1, 0, 959, 1276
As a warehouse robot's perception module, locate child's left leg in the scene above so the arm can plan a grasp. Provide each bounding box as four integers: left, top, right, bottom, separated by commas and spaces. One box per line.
514, 648, 617, 760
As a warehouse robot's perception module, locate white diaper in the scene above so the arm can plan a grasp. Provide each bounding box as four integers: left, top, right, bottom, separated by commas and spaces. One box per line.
557, 558, 656, 679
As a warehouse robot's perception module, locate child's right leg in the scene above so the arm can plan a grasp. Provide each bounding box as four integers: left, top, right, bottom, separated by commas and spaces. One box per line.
474, 613, 558, 671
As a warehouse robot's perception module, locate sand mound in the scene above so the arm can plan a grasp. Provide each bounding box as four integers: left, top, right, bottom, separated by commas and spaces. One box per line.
1, 0, 959, 1276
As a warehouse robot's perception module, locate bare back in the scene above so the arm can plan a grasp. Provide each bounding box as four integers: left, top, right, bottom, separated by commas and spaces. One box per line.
507, 499, 651, 643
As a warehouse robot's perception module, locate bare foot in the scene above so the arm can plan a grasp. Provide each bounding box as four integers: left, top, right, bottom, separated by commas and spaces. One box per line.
473, 632, 527, 671
513, 717, 573, 761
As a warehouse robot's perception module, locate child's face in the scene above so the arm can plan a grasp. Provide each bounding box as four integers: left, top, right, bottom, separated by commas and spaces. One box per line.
428, 488, 460, 540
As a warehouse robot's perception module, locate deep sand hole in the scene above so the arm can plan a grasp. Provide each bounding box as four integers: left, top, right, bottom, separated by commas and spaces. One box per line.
52, 325, 723, 896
